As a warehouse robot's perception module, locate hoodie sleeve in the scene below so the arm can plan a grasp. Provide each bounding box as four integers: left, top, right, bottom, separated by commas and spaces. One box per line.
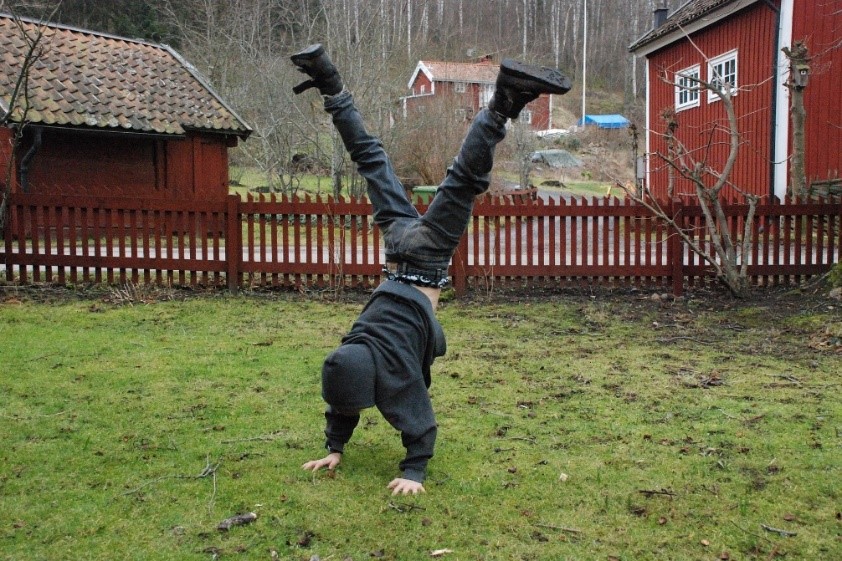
323, 406, 360, 453
399, 423, 437, 483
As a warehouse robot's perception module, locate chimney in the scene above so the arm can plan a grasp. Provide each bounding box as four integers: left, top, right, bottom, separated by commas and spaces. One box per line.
654, 6, 669, 28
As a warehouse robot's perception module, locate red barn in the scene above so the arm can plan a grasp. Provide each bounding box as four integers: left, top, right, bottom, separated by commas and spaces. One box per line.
629, 0, 841, 201
402, 57, 555, 130
0, 13, 251, 202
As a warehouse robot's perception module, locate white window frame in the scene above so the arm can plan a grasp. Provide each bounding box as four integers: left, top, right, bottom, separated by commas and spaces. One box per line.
708, 50, 738, 103
675, 65, 701, 111
454, 81, 467, 93
480, 84, 494, 107
520, 109, 533, 125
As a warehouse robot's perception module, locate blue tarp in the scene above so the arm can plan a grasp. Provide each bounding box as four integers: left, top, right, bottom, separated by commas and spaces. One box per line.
577, 114, 630, 129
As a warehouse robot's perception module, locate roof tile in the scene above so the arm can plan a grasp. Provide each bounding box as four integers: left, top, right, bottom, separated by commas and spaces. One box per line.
420, 60, 500, 84
0, 13, 251, 137
629, 0, 737, 52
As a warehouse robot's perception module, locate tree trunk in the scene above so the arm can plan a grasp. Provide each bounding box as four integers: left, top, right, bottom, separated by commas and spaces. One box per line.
789, 83, 808, 197
784, 42, 811, 198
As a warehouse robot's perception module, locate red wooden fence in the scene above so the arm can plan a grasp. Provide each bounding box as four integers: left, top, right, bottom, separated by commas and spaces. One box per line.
2, 192, 840, 296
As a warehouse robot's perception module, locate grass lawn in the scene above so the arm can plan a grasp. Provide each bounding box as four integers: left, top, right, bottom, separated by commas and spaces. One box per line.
1, 286, 839, 560
230, 165, 615, 201
229, 166, 341, 199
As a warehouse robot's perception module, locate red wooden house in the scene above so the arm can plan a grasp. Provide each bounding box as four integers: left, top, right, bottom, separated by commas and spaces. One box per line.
629, 0, 841, 201
0, 13, 251, 203
401, 56, 555, 130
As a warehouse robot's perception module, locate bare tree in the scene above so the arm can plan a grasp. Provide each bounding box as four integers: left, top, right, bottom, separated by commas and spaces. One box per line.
1, 7, 53, 231
389, 94, 469, 188
621, 68, 760, 297
131, 0, 664, 201
510, 120, 538, 193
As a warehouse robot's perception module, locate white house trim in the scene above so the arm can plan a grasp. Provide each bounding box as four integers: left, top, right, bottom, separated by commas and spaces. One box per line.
773, 0, 794, 201
406, 61, 435, 94
645, 57, 652, 191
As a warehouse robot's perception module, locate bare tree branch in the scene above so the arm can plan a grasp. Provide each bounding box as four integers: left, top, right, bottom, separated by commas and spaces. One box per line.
2, 7, 57, 230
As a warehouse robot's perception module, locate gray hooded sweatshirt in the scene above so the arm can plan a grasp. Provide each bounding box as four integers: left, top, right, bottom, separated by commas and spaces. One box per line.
321, 280, 446, 482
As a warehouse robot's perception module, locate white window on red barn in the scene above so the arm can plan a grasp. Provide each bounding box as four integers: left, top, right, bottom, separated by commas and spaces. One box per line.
480, 84, 494, 107
454, 81, 467, 93
520, 109, 533, 125
675, 64, 701, 111
708, 50, 738, 102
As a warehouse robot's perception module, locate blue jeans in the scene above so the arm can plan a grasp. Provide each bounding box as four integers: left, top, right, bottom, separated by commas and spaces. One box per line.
324, 90, 507, 281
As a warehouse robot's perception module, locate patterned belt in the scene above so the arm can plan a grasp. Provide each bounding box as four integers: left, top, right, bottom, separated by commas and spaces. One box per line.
383, 262, 450, 288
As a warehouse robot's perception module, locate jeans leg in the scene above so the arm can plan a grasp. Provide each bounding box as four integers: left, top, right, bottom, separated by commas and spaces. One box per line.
323, 91, 419, 233
419, 108, 507, 253
324, 93, 507, 274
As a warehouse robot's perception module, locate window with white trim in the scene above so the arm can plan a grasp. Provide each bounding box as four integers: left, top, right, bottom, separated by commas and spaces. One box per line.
480, 84, 494, 107
520, 109, 533, 125
675, 65, 701, 111
708, 50, 738, 102
454, 81, 467, 93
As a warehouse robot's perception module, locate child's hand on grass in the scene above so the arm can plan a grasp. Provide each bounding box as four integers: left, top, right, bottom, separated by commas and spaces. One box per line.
302, 452, 341, 472
387, 478, 425, 495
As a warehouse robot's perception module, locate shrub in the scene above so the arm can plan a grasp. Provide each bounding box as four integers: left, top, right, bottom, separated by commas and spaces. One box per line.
828, 262, 842, 288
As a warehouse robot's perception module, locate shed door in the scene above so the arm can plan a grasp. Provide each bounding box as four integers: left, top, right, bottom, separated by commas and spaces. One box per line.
197, 138, 228, 200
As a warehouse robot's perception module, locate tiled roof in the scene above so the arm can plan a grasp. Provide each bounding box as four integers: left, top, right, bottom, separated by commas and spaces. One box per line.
629, 0, 744, 52
420, 60, 499, 84
0, 13, 251, 137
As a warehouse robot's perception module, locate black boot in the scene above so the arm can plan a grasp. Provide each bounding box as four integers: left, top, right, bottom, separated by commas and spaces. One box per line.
290, 43, 344, 96
488, 59, 572, 120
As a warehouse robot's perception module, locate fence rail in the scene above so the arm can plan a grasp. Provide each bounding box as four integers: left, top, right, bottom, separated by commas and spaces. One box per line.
3, 192, 840, 295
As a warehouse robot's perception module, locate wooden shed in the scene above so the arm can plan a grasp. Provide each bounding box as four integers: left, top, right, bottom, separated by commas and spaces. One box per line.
0, 13, 251, 202
402, 57, 555, 131
629, 0, 841, 201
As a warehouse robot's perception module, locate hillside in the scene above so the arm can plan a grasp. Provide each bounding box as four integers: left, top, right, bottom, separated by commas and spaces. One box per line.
492, 87, 639, 198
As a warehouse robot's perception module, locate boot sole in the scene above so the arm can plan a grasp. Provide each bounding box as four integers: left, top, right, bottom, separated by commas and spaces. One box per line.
291, 43, 325, 63
500, 59, 572, 95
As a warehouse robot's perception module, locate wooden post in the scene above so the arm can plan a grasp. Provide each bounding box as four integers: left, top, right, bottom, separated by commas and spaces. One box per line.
226, 194, 240, 293
670, 198, 684, 297
3, 195, 12, 282
452, 235, 469, 297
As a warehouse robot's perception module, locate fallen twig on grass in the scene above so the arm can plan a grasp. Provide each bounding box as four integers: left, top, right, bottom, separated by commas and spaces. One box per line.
729, 520, 772, 544
221, 430, 284, 444
120, 455, 221, 499
533, 523, 582, 534
503, 436, 537, 444
197, 455, 220, 510
638, 488, 676, 498
761, 524, 797, 537
0, 409, 70, 420
388, 501, 426, 513
656, 336, 713, 345
717, 408, 765, 424
197, 455, 221, 478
